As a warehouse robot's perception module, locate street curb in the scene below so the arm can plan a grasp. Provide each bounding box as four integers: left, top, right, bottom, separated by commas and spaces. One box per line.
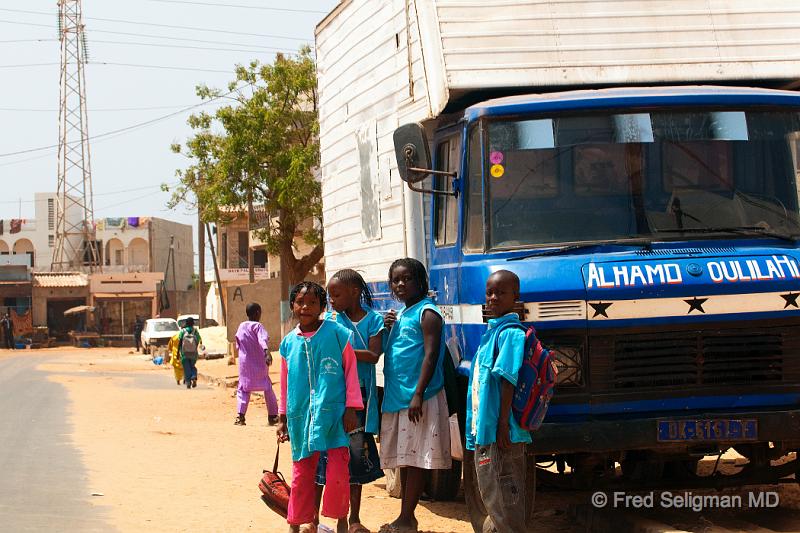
198, 372, 238, 388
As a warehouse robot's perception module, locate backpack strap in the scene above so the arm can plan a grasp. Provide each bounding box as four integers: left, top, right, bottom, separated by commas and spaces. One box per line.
490, 321, 528, 365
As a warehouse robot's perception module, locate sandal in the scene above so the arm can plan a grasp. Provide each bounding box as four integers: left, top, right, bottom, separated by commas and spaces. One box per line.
378, 523, 417, 533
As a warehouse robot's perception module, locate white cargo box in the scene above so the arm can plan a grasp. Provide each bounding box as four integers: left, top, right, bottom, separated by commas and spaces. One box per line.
315, 0, 800, 281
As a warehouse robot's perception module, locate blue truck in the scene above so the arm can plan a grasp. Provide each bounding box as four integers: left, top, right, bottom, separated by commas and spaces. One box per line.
316, 0, 800, 515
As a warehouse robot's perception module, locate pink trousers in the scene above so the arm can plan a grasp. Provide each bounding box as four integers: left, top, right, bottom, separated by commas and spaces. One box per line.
287, 447, 349, 525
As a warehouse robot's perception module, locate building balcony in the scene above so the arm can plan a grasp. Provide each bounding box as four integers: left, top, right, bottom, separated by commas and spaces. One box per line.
101, 264, 151, 274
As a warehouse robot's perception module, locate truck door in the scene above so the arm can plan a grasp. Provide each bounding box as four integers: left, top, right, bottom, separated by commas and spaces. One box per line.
428, 131, 463, 356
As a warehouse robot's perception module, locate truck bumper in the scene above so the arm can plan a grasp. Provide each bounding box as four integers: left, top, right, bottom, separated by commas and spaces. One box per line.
533, 408, 800, 454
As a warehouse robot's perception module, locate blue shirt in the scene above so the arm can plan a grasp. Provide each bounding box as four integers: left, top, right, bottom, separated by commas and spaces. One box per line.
382, 298, 445, 413
465, 313, 532, 450
324, 308, 384, 434
279, 320, 353, 462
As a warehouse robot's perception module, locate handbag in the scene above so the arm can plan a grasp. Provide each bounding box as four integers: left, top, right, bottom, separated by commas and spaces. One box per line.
258, 443, 291, 518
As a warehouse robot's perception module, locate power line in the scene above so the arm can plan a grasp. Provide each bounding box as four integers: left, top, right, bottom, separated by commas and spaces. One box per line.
90, 38, 292, 54
0, 103, 215, 112
0, 38, 56, 44
144, 0, 327, 14
0, 88, 237, 158
0, 184, 180, 205
0, 10, 311, 41
0, 61, 233, 73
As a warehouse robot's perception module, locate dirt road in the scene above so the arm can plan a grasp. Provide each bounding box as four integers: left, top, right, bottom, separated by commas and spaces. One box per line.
7, 348, 475, 532
3, 347, 799, 533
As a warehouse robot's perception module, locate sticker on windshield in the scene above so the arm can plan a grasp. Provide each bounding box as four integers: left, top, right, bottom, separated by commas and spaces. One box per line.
490, 151, 504, 165
490, 164, 505, 178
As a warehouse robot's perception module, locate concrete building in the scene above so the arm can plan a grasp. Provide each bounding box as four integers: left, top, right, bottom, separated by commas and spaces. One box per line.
1, 192, 196, 342
0, 193, 82, 270
212, 208, 323, 348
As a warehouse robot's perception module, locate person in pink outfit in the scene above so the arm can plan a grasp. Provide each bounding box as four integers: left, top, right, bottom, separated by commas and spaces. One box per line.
277, 281, 363, 533
234, 302, 279, 426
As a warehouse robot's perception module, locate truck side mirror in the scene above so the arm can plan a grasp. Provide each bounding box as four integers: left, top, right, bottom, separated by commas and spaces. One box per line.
393, 122, 458, 196
393, 123, 431, 184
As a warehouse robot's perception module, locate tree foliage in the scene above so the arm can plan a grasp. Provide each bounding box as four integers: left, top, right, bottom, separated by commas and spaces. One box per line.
169, 47, 322, 285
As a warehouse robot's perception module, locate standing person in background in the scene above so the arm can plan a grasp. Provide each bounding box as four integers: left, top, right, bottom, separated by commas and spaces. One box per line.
379, 258, 451, 533
167, 332, 183, 386
234, 302, 279, 426
133, 315, 144, 353
178, 317, 202, 389
1, 311, 14, 350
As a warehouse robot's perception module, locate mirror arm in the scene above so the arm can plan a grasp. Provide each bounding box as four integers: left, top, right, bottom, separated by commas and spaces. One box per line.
406, 181, 458, 197
407, 167, 457, 178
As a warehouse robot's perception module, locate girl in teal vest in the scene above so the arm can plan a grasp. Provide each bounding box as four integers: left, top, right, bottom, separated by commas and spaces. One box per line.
380, 258, 451, 533
276, 282, 363, 533
315, 269, 385, 533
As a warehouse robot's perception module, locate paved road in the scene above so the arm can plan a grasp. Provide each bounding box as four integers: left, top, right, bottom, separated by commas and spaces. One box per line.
0, 354, 113, 532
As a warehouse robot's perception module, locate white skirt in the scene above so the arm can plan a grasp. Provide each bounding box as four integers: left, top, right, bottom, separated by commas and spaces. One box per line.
379, 389, 452, 470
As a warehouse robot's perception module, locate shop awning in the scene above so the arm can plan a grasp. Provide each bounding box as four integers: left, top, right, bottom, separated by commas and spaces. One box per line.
92, 292, 155, 299
64, 305, 95, 316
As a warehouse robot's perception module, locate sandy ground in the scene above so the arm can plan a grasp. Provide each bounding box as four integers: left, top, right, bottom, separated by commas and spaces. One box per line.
32, 347, 475, 533
11, 346, 799, 532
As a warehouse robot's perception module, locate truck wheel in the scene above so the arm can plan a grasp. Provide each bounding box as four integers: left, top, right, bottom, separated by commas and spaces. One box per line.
424, 459, 462, 501
462, 449, 488, 531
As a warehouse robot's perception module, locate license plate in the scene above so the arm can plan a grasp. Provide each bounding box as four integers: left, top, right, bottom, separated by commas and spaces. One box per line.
657, 419, 758, 442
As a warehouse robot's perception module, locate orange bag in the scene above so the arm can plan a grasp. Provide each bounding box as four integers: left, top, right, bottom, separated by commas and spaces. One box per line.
259, 443, 290, 518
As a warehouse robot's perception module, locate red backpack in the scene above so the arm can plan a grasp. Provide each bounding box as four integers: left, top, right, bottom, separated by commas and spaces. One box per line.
497, 324, 558, 431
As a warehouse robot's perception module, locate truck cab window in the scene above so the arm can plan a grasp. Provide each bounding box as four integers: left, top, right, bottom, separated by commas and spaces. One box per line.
464, 126, 485, 252
433, 136, 460, 246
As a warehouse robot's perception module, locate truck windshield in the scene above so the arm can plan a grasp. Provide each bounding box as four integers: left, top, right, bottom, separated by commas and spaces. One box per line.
484, 109, 800, 249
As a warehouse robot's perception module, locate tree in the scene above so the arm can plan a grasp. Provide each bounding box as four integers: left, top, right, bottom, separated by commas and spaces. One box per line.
169, 47, 322, 286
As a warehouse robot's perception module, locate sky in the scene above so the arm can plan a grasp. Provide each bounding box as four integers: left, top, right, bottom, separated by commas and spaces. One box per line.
0, 0, 339, 268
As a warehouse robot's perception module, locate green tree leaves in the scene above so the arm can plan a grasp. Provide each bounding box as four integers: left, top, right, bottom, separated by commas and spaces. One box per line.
170, 47, 323, 284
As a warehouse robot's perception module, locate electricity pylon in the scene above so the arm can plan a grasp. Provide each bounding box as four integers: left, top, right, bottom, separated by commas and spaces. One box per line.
52, 0, 100, 271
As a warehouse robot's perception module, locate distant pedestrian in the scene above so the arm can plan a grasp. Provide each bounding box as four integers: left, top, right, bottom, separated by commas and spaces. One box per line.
133, 315, 144, 352
167, 332, 183, 386
234, 302, 279, 426
178, 317, 202, 389
1, 311, 14, 350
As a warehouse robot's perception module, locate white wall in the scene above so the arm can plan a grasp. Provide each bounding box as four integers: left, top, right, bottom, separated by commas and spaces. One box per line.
316, 0, 431, 284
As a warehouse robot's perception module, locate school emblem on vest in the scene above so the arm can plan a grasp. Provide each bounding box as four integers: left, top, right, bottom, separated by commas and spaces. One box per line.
320, 357, 340, 375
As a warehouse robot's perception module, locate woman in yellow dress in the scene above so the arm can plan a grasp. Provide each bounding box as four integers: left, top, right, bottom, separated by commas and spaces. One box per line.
168, 332, 184, 385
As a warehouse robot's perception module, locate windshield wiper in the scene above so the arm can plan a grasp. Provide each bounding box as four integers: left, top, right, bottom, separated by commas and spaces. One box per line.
652, 226, 798, 243
507, 239, 653, 261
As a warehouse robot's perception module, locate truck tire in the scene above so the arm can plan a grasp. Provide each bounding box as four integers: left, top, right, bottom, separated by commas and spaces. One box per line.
424, 458, 462, 501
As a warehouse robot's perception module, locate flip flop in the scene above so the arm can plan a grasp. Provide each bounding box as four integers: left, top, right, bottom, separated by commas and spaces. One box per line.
378, 523, 417, 533
348, 524, 371, 533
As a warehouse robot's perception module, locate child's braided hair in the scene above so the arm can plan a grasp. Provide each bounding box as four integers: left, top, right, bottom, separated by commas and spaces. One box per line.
388, 257, 429, 297
331, 268, 374, 308
289, 281, 327, 309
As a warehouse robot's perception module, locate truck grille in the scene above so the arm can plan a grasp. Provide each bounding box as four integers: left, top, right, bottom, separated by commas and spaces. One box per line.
591, 327, 800, 391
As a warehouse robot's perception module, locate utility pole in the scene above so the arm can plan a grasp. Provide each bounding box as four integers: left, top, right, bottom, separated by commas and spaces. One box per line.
206, 223, 226, 325
198, 208, 206, 328
247, 192, 255, 284
52, 0, 100, 271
